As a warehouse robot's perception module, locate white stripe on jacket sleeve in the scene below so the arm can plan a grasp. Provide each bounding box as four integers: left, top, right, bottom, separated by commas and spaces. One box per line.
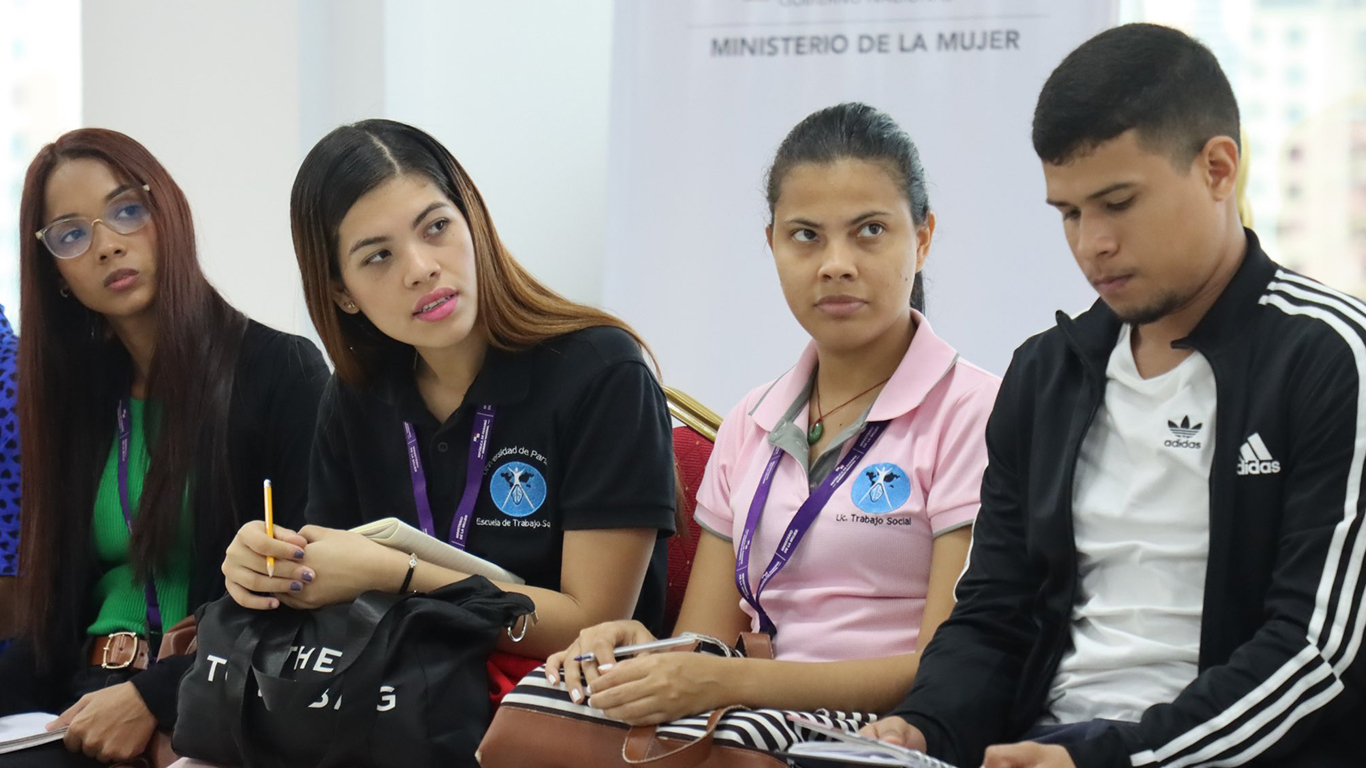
1127, 273, 1366, 767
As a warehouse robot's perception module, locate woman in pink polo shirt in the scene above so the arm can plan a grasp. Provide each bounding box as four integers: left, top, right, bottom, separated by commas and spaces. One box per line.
549, 102, 1000, 723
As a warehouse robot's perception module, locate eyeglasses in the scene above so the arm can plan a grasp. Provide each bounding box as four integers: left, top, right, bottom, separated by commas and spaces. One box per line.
35, 185, 152, 260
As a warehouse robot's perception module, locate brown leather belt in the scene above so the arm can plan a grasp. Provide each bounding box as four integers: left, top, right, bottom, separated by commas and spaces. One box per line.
88, 631, 151, 670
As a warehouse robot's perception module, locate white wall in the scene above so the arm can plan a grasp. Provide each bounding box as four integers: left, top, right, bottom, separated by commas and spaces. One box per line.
1, 0, 83, 329
382, 0, 614, 306
603, 2, 1112, 412
82, 0, 311, 337
80, 1, 1109, 414
81, 0, 614, 344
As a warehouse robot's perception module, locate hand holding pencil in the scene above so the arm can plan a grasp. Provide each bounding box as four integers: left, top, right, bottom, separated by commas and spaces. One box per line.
264, 479, 276, 577
219, 483, 311, 611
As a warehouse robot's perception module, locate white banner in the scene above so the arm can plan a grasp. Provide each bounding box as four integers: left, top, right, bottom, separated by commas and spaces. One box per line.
604, 0, 1118, 414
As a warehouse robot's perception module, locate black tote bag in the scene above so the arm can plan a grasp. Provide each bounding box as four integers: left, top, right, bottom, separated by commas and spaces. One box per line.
173, 576, 534, 768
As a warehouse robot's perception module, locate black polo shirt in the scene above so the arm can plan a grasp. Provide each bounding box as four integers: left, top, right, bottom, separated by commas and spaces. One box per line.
306, 326, 676, 633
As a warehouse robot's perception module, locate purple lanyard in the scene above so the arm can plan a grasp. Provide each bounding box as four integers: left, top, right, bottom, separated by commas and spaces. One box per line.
116, 398, 163, 638
403, 404, 496, 550
735, 420, 888, 636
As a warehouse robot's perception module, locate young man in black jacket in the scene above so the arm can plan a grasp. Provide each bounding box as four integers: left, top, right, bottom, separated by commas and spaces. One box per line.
864, 23, 1365, 768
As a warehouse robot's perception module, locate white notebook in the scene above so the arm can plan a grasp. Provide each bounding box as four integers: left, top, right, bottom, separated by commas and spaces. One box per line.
0, 713, 66, 754
350, 517, 525, 585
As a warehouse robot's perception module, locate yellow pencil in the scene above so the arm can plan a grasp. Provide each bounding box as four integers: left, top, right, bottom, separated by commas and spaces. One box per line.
264, 479, 276, 578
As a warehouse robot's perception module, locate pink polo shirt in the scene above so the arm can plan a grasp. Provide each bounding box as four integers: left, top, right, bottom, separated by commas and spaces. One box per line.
694, 312, 1000, 662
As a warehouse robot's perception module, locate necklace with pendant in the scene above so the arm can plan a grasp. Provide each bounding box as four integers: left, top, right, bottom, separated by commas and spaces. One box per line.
808, 373, 893, 444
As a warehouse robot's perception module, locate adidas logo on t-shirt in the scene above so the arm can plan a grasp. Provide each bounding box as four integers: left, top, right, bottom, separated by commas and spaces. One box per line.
1237, 433, 1281, 475
1164, 416, 1203, 449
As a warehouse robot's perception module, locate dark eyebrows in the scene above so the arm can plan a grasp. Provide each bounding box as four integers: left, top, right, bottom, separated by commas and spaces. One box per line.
1086, 182, 1136, 201
105, 184, 138, 202
412, 201, 449, 229
782, 211, 893, 229
1046, 182, 1137, 209
347, 235, 387, 257
48, 184, 142, 224
848, 211, 891, 227
346, 201, 452, 257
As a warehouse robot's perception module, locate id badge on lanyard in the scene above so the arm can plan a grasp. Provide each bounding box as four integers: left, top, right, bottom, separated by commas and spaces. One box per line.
116, 398, 163, 647
734, 421, 888, 636
402, 404, 496, 550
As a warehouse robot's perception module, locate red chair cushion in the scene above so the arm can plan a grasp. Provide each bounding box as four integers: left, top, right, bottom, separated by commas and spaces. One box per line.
488, 652, 545, 711
666, 425, 714, 635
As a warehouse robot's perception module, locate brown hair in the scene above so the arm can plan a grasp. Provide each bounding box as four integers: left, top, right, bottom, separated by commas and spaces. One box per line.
290, 119, 654, 384
16, 129, 245, 660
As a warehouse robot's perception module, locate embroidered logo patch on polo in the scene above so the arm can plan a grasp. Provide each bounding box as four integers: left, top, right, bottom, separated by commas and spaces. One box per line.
490, 461, 547, 517
850, 462, 910, 514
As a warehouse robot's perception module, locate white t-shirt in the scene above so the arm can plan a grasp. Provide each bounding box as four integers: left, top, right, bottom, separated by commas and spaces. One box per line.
1047, 323, 1215, 724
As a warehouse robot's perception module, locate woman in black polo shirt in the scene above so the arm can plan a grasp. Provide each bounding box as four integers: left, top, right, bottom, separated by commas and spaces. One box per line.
1, 128, 328, 767
221, 119, 676, 663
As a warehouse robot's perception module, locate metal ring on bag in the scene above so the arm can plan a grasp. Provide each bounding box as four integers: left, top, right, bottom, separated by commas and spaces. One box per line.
507, 610, 538, 642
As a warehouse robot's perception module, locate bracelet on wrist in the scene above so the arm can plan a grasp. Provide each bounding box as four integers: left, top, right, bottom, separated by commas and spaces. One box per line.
398, 552, 418, 593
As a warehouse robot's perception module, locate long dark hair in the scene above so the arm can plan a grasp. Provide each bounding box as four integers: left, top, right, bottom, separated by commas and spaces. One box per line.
765, 103, 932, 313
291, 119, 659, 385
17, 129, 246, 661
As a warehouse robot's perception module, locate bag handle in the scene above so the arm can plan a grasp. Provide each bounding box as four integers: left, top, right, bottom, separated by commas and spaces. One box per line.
735, 632, 773, 661
234, 592, 413, 768
614, 633, 772, 767
622, 706, 738, 767
224, 608, 303, 768
253, 590, 406, 682
312, 584, 529, 767
312, 591, 411, 768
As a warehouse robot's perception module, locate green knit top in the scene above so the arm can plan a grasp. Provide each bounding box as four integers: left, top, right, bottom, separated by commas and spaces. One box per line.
87, 398, 193, 636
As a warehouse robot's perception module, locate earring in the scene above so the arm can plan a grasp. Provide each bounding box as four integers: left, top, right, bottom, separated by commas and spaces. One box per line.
346, 301, 358, 311
59, 285, 71, 298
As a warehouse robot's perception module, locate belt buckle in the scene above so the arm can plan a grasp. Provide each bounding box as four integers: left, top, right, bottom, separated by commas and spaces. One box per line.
101, 631, 139, 669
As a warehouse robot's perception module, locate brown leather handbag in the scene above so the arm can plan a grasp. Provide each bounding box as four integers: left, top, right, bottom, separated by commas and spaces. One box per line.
476, 633, 787, 768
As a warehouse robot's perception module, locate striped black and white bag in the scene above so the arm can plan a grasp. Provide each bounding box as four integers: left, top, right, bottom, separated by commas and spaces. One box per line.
511, 667, 876, 750
478, 664, 878, 768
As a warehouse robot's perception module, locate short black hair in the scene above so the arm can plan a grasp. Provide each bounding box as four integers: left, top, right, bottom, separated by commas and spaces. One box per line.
1032, 23, 1240, 166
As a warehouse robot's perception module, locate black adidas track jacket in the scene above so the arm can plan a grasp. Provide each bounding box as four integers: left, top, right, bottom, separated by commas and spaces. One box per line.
892, 231, 1365, 768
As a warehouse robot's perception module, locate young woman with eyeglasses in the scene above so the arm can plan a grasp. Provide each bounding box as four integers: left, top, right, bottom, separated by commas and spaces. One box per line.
0, 128, 329, 767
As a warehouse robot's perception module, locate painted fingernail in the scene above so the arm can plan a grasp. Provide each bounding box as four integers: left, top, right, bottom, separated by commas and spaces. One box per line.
268, 598, 279, 609
598, 663, 614, 672
570, 688, 583, 704
585, 684, 593, 696
290, 581, 303, 592
294, 549, 305, 559
546, 670, 556, 683
301, 570, 314, 583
